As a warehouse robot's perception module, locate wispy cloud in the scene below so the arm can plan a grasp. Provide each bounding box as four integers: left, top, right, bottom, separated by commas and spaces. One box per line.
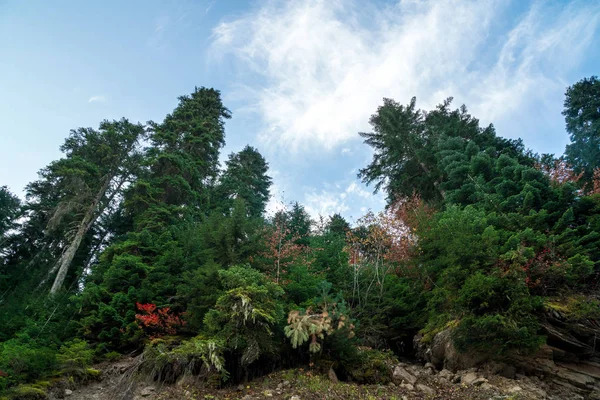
211, 0, 600, 153
304, 180, 385, 219
87, 95, 105, 103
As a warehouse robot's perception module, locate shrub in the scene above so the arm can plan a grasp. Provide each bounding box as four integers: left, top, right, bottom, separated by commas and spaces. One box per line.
453, 314, 544, 355
139, 337, 227, 384
56, 339, 95, 380
0, 338, 56, 387
342, 348, 398, 384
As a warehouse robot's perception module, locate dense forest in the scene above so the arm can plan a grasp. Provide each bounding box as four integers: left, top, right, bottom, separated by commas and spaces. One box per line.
1, 76, 599, 399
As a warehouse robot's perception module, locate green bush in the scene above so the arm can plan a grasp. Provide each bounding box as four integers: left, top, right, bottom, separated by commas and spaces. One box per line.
342, 348, 398, 384
0, 338, 56, 388
453, 314, 544, 355
140, 337, 227, 384
56, 339, 95, 380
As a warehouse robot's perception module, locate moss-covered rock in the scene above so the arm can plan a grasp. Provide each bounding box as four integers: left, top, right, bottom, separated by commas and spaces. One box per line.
343, 348, 398, 384
3, 384, 47, 400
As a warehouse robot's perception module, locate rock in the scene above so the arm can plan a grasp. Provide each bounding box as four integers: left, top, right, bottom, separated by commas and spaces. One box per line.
140, 386, 156, 397
461, 371, 479, 385
529, 387, 548, 399
471, 377, 488, 386
237, 384, 245, 391
556, 368, 595, 389
438, 369, 453, 380
589, 390, 600, 400
424, 362, 436, 370
480, 382, 495, 391
508, 385, 523, 393
416, 384, 435, 396
283, 380, 291, 387
263, 390, 273, 397
388, 382, 396, 387
184, 390, 191, 398
399, 383, 414, 391
328, 367, 339, 383
290, 396, 301, 400
393, 365, 417, 385
65, 389, 73, 396
415, 329, 488, 371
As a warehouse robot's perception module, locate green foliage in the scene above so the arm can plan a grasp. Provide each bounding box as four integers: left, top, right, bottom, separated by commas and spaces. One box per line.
564, 76, 600, 185
217, 146, 272, 218
285, 288, 354, 354
56, 339, 94, 379
204, 265, 284, 368
2, 383, 48, 400
3, 78, 600, 391
343, 348, 398, 384
453, 313, 544, 355
0, 337, 56, 388
140, 337, 227, 383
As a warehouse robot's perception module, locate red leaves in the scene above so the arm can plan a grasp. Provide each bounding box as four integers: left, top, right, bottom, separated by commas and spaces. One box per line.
0, 370, 8, 377
260, 221, 309, 284
345, 193, 430, 273
588, 168, 600, 195
536, 159, 584, 186
135, 302, 185, 338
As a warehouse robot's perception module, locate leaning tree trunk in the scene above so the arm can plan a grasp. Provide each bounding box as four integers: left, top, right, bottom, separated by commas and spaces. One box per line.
49, 175, 113, 295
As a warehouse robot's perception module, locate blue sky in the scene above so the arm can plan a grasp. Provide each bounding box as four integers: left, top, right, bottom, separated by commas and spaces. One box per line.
1, 0, 599, 222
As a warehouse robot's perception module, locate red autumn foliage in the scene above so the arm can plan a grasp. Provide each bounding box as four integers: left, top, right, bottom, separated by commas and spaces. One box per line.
587, 168, 600, 195
536, 159, 584, 186
0, 370, 8, 377
259, 219, 309, 284
135, 302, 185, 338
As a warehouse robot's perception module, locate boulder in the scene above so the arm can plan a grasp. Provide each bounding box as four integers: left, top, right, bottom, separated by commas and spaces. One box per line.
328, 367, 339, 383
140, 386, 156, 397
416, 384, 435, 396
460, 371, 479, 385
508, 385, 523, 393
392, 365, 417, 385
438, 369, 454, 381
472, 377, 488, 386
414, 329, 488, 371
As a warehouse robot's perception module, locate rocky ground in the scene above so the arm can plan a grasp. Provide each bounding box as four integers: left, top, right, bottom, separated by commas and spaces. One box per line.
46, 357, 598, 400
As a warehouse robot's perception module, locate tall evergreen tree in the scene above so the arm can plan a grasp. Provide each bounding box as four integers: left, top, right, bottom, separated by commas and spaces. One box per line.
44, 119, 147, 294
0, 187, 20, 255
78, 88, 232, 348
358, 97, 525, 204
564, 76, 600, 186
128, 87, 231, 229
217, 145, 271, 218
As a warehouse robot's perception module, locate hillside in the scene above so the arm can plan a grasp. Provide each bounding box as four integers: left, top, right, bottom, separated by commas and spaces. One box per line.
1, 76, 600, 399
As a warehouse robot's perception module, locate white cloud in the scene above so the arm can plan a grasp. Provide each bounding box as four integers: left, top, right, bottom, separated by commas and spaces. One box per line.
345, 182, 370, 199
211, 0, 600, 153
305, 189, 350, 218
303, 180, 385, 220
88, 95, 106, 103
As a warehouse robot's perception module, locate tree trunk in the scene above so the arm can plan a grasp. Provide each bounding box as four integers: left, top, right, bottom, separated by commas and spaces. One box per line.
49, 175, 113, 295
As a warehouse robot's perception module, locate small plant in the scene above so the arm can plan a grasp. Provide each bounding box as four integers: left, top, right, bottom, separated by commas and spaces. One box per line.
285, 306, 354, 353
